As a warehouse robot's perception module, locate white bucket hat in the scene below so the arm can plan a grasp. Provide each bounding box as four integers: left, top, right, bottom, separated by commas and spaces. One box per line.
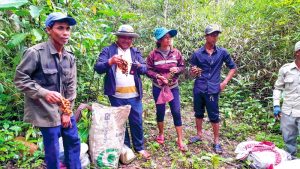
113, 25, 139, 38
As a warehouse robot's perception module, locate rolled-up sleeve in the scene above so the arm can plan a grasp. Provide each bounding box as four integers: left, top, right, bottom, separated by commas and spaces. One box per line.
273, 68, 284, 106
223, 50, 236, 69
14, 49, 49, 99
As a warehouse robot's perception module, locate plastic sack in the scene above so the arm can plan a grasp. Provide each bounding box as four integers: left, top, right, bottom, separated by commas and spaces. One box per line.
275, 159, 300, 169
235, 141, 291, 169
59, 138, 90, 168
119, 144, 136, 164
89, 103, 131, 169
156, 86, 174, 104
81, 153, 90, 169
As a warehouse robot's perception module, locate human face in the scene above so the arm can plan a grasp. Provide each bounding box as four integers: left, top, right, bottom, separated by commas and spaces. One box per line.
46, 22, 71, 47
116, 36, 134, 50
159, 33, 172, 48
295, 50, 300, 60
205, 32, 219, 45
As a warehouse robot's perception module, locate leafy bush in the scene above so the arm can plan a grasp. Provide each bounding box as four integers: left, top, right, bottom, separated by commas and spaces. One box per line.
0, 121, 43, 168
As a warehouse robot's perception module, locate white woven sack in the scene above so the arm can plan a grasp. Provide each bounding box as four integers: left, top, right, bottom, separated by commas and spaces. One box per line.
119, 144, 136, 164
235, 141, 291, 169
275, 159, 300, 169
89, 103, 131, 169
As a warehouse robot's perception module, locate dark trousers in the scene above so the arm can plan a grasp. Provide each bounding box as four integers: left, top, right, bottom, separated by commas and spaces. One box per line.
108, 96, 144, 151
152, 86, 182, 126
193, 92, 220, 123
40, 116, 81, 169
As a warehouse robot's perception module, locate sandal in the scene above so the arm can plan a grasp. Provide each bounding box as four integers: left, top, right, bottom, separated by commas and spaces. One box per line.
189, 135, 202, 143
138, 150, 151, 160
156, 135, 164, 144
177, 141, 188, 152
213, 144, 223, 154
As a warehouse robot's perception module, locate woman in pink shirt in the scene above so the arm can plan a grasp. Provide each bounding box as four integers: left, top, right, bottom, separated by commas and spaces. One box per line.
146, 27, 187, 151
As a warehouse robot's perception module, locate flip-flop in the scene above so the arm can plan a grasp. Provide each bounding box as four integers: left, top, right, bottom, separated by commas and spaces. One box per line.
138, 150, 151, 160
156, 135, 164, 144
189, 135, 202, 143
176, 141, 188, 152
213, 144, 223, 154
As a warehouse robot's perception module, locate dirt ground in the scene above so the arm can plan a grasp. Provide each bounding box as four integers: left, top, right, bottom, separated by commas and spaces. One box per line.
119, 108, 243, 169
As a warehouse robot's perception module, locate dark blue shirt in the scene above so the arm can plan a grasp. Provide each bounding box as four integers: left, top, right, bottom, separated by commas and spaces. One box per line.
94, 43, 147, 100
190, 46, 236, 94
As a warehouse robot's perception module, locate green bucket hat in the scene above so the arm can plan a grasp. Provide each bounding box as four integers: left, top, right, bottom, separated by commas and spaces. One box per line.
153, 27, 177, 41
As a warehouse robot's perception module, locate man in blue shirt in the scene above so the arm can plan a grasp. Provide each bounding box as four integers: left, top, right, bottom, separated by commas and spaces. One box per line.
189, 24, 237, 154
94, 25, 150, 159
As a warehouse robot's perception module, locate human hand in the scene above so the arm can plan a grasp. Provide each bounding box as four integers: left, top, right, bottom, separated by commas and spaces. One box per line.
273, 106, 281, 120
157, 75, 168, 85
45, 91, 62, 104
190, 66, 202, 77
61, 114, 72, 128
134, 61, 141, 68
169, 67, 179, 74
108, 55, 122, 66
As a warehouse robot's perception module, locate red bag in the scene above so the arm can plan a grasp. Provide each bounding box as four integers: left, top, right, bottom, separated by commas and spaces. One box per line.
156, 86, 174, 104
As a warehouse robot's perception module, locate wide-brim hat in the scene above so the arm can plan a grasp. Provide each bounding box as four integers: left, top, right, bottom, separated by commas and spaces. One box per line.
113, 24, 139, 38
45, 12, 76, 27
295, 41, 300, 52
205, 24, 222, 35
154, 27, 177, 41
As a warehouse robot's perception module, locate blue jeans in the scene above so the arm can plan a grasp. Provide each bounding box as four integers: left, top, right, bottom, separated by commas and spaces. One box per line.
281, 113, 300, 156
152, 86, 182, 126
40, 116, 81, 169
193, 92, 220, 123
108, 96, 144, 151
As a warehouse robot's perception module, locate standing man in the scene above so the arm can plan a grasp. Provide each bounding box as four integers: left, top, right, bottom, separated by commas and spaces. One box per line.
189, 24, 237, 154
94, 25, 150, 159
14, 12, 81, 169
273, 41, 300, 157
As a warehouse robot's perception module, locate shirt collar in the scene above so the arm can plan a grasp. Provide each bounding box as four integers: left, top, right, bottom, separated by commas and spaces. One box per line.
47, 39, 68, 57
200, 45, 218, 54
154, 47, 175, 53
290, 61, 299, 70
117, 46, 130, 53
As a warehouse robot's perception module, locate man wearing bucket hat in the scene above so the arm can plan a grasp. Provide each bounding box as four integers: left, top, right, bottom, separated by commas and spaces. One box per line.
14, 12, 81, 168
189, 24, 237, 154
273, 41, 300, 156
94, 25, 150, 159
146, 27, 187, 151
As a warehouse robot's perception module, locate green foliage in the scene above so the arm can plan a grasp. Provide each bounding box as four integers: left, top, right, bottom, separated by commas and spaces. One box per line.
77, 109, 91, 143
0, 0, 28, 9
1, 0, 299, 167
0, 121, 43, 168
255, 131, 285, 149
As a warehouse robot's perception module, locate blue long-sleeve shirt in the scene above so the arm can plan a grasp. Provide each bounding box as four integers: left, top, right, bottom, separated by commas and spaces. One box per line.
94, 43, 147, 99
190, 46, 236, 94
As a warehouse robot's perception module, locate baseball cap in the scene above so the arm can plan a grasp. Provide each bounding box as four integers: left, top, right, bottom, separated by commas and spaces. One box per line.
153, 27, 177, 41
205, 24, 222, 35
45, 12, 76, 28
